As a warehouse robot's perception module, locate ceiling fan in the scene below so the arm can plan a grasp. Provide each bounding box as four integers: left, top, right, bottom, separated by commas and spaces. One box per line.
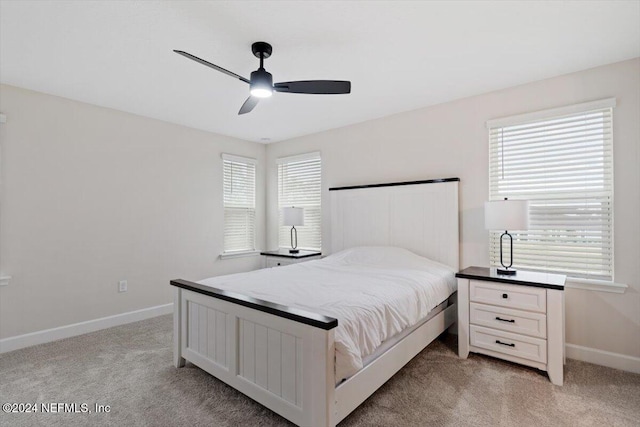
174, 42, 351, 115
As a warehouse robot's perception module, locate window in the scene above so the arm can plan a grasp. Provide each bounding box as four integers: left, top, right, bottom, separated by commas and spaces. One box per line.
487, 99, 615, 281
278, 152, 321, 250
222, 154, 256, 253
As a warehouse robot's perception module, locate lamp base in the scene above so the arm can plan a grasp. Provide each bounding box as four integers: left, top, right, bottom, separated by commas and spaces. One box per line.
289, 226, 299, 254
497, 268, 517, 276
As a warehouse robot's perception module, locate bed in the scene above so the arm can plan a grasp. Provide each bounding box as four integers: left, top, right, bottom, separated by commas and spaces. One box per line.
171, 178, 460, 426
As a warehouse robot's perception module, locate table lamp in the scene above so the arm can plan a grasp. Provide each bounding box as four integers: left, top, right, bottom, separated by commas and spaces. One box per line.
485, 198, 529, 275
283, 207, 304, 253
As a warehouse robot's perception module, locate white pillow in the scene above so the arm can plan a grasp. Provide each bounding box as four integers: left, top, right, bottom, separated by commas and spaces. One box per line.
323, 246, 453, 272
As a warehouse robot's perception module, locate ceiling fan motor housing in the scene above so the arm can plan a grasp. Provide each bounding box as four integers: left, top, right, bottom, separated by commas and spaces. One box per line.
250, 68, 274, 97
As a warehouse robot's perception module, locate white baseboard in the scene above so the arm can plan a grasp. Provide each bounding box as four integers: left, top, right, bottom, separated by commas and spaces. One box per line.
566, 343, 640, 374
0, 303, 174, 354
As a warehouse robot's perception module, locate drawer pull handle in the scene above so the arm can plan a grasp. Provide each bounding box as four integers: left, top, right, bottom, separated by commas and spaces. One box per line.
502, 293, 508, 299
495, 317, 515, 323
496, 340, 515, 347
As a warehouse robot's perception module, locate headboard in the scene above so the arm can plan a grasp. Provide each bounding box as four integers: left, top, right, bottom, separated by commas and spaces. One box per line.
329, 178, 460, 270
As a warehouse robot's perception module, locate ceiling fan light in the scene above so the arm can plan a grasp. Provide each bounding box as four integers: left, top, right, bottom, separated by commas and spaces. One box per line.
250, 87, 273, 98
250, 68, 273, 98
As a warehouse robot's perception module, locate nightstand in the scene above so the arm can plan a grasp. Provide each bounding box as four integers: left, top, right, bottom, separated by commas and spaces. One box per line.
456, 266, 566, 385
260, 249, 321, 268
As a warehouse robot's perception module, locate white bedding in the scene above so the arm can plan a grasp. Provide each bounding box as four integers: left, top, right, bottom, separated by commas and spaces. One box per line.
198, 246, 456, 381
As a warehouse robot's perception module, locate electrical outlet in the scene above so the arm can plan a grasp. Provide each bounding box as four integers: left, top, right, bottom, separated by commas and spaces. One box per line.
118, 280, 128, 293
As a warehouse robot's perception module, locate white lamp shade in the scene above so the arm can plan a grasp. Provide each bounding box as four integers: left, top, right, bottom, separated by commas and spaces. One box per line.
282, 207, 304, 226
484, 200, 529, 231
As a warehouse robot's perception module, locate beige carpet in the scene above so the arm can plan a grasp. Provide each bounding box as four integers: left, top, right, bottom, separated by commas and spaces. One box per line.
1, 315, 638, 427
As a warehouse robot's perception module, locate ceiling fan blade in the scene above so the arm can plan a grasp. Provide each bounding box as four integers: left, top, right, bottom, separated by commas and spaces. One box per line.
174, 50, 250, 84
238, 96, 259, 115
273, 80, 351, 94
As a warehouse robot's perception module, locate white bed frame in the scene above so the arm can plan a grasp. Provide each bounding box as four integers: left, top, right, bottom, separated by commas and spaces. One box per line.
172, 178, 460, 426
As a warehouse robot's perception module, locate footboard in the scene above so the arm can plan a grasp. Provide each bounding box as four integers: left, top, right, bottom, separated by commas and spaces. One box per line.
171, 280, 339, 427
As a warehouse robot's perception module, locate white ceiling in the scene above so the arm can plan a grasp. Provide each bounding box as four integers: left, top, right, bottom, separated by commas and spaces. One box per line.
1, 1, 639, 143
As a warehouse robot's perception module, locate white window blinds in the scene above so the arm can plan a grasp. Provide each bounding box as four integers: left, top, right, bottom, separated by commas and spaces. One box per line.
278, 152, 321, 250
223, 154, 256, 253
488, 99, 614, 281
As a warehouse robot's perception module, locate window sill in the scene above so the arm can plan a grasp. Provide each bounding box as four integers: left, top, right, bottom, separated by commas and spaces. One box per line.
564, 277, 627, 294
219, 250, 260, 260
0, 276, 11, 287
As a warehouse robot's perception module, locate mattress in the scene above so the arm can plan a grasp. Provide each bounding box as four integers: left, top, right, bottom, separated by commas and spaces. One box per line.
198, 246, 457, 382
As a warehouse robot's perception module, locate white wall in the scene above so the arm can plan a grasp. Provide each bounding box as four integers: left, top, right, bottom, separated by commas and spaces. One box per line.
266, 58, 640, 360
0, 84, 266, 339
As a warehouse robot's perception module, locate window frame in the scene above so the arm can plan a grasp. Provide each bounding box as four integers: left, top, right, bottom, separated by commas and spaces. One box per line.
277, 152, 322, 251
221, 153, 257, 256
486, 98, 626, 292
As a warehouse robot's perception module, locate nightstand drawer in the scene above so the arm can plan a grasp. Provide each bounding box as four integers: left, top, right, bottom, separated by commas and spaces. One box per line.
470, 303, 547, 338
470, 325, 547, 364
470, 280, 546, 313
265, 258, 294, 268
261, 250, 321, 269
